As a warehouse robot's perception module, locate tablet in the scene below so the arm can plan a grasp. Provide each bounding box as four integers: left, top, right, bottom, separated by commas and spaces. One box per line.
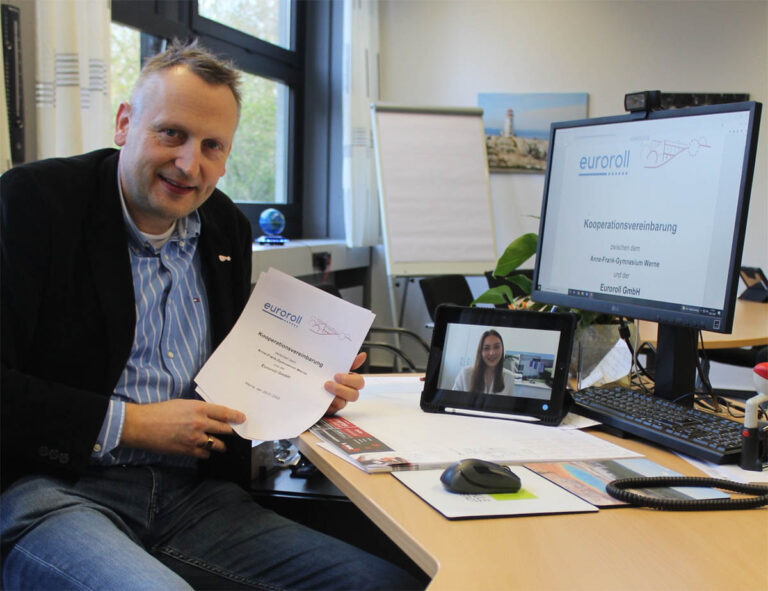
421, 305, 576, 425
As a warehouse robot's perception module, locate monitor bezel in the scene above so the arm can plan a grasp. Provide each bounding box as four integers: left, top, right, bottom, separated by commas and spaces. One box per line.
531, 101, 762, 335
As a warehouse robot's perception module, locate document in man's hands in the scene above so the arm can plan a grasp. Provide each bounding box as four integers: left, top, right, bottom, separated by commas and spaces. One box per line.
195, 268, 375, 440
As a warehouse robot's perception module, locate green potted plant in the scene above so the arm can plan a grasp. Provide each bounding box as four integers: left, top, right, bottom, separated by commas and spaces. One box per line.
473, 233, 628, 378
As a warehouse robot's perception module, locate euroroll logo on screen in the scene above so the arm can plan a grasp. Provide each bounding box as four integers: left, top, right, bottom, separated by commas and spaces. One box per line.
578, 149, 631, 177
642, 137, 710, 169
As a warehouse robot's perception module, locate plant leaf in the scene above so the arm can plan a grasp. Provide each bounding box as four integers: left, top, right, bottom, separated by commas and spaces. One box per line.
494, 233, 537, 277
506, 273, 532, 295
472, 285, 514, 306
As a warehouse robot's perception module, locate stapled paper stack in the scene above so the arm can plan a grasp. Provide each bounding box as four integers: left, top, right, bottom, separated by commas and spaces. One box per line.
195, 268, 375, 440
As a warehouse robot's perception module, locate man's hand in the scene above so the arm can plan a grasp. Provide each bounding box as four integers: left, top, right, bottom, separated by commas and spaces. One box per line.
121, 399, 246, 459
324, 352, 366, 415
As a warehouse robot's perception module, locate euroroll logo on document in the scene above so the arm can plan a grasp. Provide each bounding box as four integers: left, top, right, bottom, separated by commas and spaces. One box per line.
262, 302, 303, 327
309, 316, 351, 341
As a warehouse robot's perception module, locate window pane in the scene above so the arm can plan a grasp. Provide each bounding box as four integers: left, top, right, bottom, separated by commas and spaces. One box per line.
218, 71, 289, 204
198, 0, 291, 50
110, 22, 141, 134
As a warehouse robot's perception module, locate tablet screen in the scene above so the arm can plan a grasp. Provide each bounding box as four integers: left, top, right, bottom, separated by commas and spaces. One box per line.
421, 305, 576, 425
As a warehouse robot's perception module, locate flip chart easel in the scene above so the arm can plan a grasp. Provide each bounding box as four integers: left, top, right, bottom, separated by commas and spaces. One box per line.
371, 104, 498, 328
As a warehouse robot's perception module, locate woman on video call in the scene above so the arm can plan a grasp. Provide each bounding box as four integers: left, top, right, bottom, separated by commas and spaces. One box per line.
452, 330, 516, 395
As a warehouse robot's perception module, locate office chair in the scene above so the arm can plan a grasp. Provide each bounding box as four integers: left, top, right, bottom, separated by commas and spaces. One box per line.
316, 283, 430, 372
418, 275, 474, 322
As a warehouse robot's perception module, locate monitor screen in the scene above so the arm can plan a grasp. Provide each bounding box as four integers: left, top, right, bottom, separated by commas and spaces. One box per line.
532, 101, 761, 400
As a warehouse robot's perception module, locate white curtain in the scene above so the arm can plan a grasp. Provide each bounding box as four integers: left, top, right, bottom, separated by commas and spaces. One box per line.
341, 0, 380, 248
35, 0, 112, 159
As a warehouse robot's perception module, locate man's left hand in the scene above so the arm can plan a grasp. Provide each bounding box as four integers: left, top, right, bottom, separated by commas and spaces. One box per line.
324, 352, 366, 415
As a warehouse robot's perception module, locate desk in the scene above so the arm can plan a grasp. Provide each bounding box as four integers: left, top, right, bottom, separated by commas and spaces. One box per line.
298, 426, 768, 590
638, 299, 768, 349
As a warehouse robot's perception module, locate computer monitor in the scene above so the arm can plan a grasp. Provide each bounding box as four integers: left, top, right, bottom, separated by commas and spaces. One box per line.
532, 101, 762, 403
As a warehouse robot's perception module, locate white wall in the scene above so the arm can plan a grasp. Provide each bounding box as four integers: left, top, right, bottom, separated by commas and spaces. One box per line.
372, 0, 768, 361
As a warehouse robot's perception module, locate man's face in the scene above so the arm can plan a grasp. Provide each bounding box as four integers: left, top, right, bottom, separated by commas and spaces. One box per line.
114, 66, 239, 234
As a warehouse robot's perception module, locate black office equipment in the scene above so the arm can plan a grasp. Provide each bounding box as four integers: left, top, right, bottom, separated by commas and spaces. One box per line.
418, 275, 474, 322
2, 4, 23, 164
421, 305, 576, 425
624, 90, 661, 113
533, 100, 762, 405
738, 267, 768, 302
572, 386, 743, 464
440, 459, 521, 494
605, 477, 768, 510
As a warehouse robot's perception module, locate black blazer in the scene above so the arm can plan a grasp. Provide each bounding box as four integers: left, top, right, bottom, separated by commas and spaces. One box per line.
1, 149, 253, 489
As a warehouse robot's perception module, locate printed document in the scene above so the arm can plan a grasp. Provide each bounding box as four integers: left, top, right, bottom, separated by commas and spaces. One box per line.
195, 268, 375, 440
311, 375, 640, 472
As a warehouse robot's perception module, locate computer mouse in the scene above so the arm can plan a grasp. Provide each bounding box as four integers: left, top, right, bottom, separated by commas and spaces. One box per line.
440, 458, 522, 494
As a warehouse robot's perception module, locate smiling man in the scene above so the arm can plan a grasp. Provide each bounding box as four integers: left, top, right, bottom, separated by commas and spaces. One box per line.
115, 62, 239, 234
0, 40, 422, 591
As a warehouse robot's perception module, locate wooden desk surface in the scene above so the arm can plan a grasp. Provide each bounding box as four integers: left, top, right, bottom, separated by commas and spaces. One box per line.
299, 429, 768, 591
637, 299, 768, 349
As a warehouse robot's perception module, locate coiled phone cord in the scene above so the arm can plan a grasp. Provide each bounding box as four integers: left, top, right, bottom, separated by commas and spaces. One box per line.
606, 476, 768, 510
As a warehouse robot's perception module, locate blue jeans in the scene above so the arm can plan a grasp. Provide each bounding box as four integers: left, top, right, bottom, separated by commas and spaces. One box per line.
0, 466, 423, 590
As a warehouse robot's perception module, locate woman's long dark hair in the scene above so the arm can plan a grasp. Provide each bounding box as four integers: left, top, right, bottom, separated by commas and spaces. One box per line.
469, 330, 505, 393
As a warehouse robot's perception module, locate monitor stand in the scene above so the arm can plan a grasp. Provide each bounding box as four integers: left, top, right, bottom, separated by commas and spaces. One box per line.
653, 324, 698, 407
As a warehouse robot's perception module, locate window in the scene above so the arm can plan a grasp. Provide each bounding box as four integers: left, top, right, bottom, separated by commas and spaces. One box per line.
109, 22, 140, 131
216, 72, 289, 207
110, 0, 340, 239
197, 0, 292, 50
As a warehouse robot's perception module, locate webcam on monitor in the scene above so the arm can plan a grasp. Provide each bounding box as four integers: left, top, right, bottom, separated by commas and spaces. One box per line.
624, 90, 661, 113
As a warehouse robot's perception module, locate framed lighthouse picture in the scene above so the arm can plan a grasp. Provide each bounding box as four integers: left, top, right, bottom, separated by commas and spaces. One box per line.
478, 92, 588, 172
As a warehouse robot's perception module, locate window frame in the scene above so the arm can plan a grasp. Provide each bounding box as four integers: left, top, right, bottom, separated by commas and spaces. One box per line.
111, 0, 309, 239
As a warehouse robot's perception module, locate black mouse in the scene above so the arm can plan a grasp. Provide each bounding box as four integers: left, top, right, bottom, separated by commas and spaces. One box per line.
440, 458, 522, 494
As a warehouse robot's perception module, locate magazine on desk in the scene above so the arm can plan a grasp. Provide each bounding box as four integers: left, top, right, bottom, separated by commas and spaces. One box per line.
525, 458, 730, 507
310, 416, 439, 473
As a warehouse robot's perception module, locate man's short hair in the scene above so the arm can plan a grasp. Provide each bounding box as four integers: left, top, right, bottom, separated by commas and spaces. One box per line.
132, 38, 242, 111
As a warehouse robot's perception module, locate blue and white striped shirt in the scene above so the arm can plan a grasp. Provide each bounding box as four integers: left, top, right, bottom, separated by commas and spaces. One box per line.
92, 185, 211, 466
